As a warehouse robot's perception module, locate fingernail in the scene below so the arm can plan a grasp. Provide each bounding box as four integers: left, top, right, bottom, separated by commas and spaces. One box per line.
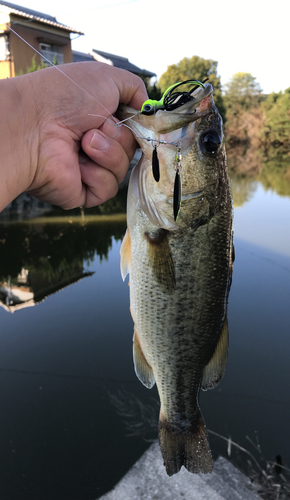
90, 132, 109, 151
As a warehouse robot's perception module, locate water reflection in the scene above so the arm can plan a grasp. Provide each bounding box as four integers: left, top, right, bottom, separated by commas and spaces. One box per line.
259, 156, 290, 198
227, 147, 290, 207
109, 388, 159, 442
0, 217, 126, 312
0, 268, 95, 312
230, 176, 258, 207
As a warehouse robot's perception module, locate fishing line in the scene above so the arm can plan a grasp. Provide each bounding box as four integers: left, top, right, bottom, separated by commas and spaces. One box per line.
88, 112, 140, 124
118, 123, 182, 148
117, 113, 140, 124
88, 114, 118, 123
6, 24, 115, 120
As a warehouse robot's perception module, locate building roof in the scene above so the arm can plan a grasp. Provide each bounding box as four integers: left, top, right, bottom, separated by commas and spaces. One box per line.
0, 1, 83, 34
72, 50, 96, 63
92, 49, 156, 77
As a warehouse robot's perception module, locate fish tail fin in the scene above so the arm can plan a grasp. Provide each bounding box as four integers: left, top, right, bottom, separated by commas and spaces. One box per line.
158, 411, 213, 476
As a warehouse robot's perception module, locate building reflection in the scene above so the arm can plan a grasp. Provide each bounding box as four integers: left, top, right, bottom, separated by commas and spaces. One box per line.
0, 266, 94, 313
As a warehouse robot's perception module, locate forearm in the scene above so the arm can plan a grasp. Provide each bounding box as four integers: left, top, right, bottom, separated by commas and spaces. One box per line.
0, 75, 37, 212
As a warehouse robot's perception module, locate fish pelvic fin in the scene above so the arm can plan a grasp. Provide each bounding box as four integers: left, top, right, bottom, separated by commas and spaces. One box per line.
201, 317, 229, 391
120, 228, 131, 281
159, 411, 213, 476
145, 229, 175, 293
133, 330, 155, 389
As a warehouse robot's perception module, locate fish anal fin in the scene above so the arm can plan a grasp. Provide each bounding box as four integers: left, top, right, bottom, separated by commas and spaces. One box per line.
159, 410, 213, 476
202, 317, 229, 391
120, 228, 131, 281
145, 229, 175, 293
133, 331, 155, 389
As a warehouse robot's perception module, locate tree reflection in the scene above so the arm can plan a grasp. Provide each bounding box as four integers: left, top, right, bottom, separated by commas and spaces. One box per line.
229, 175, 258, 208
227, 147, 290, 206
0, 220, 126, 282
259, 157, 290, 198
0, 219, 126, 311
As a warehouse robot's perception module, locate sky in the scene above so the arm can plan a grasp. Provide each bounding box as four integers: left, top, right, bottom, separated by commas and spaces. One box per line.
4, 0, 289, 94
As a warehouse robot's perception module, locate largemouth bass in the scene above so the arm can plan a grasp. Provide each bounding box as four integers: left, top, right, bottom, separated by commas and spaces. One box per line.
119, 83, 234, 476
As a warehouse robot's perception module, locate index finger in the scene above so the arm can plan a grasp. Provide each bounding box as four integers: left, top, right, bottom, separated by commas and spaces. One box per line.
102, 65, 148, 111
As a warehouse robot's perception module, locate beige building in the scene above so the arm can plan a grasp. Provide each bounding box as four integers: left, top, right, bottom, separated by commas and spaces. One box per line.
0, 1, 83, 78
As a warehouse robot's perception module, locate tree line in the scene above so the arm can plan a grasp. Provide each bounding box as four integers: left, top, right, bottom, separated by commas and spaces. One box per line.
143, 56, 290, 155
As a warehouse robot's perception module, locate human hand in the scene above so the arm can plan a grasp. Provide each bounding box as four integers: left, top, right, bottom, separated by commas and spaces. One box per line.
0, 62, 148, 211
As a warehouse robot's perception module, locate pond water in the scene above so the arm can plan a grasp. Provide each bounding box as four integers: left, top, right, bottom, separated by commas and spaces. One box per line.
0, 161, 290, 499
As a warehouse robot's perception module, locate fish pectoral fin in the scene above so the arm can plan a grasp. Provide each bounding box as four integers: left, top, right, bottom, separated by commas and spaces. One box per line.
201, 317, 229, 391
145, 229, 175, 293
120, 228, 131, 281
133, 330, 155, 389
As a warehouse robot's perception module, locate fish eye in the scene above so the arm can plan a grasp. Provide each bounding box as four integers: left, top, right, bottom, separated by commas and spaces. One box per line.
200, 130, 221, 156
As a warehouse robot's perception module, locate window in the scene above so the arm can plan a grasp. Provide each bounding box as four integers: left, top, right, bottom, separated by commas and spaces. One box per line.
39, 43, 63, 65
0, 35, 10, 61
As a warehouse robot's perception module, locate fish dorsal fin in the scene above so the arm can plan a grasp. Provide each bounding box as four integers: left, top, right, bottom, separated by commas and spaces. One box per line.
201, 317, 229, 391
145, 229, 175, 293
133, 331, 155, 389
120, 228, 131, 281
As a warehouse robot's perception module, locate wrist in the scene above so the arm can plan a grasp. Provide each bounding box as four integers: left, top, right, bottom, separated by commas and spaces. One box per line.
0, 74, 39, 211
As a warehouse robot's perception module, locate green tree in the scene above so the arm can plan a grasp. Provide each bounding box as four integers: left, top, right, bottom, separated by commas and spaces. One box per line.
261, 87, 290, 148
26, 54, 47, 72
223, 72, 263, 115
158, 55, 225, 120
16, 54, 57, 76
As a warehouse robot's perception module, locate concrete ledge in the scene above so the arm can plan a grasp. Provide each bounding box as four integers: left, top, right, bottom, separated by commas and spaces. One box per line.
98, 441, 260, 500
